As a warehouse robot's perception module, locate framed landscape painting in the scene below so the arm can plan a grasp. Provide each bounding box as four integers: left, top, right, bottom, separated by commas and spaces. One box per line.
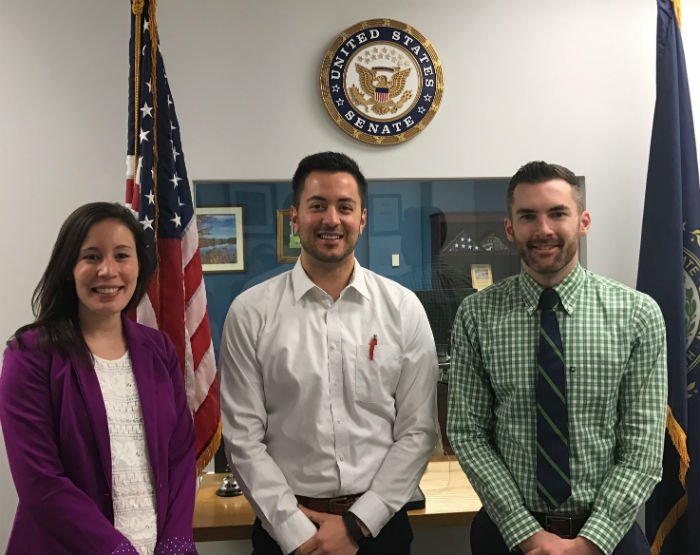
196, 206, 245, 272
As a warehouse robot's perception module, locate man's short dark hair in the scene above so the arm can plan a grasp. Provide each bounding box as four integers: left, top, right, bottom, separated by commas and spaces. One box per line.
507, 161, 583, 214
292, 152, 367, 209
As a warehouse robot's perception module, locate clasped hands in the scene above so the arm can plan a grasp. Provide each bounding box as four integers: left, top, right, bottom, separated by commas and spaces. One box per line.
294, 506, 360, 555
519, 530, 603, 555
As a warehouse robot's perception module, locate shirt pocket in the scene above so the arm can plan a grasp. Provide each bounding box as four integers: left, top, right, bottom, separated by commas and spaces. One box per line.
567, 350, 625, 413
354, 343, 402, 403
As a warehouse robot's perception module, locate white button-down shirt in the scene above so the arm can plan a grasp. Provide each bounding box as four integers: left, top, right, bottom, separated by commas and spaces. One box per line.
220, 259, 438, 554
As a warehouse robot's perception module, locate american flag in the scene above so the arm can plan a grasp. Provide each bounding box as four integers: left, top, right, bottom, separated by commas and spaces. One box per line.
375, 87, 390, 103
126, 0, 220, 474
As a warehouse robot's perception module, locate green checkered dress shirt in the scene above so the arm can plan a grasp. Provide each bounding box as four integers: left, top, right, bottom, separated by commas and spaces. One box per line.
447, 265, 667, 554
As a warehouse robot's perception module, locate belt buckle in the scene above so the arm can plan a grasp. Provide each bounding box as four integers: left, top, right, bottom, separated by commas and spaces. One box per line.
544, 515, 575, 539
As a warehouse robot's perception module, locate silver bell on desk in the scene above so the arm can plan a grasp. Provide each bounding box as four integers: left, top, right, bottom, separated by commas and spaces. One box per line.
216, 474, 243, 497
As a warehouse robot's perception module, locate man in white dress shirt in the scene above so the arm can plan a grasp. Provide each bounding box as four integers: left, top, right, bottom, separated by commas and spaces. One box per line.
219, 152, 438, 555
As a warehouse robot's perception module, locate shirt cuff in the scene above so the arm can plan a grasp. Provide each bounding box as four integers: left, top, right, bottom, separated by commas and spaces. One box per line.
154, 537, 197, 555
110, 541, 138, 555
275, 508, 318, 555
578, 512, 623, 555
348, 491, 392, 537
498, 508, 543, 551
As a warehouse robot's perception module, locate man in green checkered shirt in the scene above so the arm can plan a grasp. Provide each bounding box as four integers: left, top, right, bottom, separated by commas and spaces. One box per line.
448, 161, 667, 555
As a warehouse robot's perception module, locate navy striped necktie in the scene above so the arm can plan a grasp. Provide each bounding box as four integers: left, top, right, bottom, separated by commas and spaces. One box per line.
536, 288, 571, 507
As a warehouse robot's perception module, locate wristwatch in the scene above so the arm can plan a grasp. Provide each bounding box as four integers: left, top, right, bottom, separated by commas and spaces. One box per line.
342, 511, 371, 547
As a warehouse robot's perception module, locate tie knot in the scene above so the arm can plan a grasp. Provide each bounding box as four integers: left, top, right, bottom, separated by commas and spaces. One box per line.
539, 288, 560, 311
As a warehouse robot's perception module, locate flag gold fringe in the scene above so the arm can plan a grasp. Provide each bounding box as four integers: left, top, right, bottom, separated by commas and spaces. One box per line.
196, 420, 222, 476
651, 493, 688, 555
666, 404, 690, 487
672, 0, 682, 29
650, 405, 690, 554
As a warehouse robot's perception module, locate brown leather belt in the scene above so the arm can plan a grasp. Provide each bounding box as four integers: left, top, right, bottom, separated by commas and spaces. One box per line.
532, 512, 589, 539
296, 493, 363, 515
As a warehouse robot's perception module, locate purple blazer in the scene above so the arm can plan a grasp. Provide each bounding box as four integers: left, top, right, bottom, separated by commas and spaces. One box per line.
0, 318, 197, 555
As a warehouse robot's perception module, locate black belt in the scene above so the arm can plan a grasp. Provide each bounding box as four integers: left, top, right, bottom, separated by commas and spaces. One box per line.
531, 512, 589, 539
296, 493, 363, 515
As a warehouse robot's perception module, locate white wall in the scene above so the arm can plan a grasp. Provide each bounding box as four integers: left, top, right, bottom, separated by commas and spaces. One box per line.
1, 1, 699, 552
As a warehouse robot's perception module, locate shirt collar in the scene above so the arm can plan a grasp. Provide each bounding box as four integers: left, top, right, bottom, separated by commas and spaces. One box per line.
291, 258, 370, 302
518, 263, 586, 316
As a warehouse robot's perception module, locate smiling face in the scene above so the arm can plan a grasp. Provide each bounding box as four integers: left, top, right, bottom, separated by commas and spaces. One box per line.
291, 170, 367, 271
72, 218, 139, 325
504, 178, 591, 287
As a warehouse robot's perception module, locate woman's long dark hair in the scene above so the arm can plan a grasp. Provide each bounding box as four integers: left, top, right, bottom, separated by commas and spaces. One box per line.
11, 202, 155, 357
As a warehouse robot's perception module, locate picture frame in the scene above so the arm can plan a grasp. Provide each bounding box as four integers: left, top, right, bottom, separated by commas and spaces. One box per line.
196, 206, 245, 272
277, 209, 301, 264
470, 263, 493, 290
370, 194, 401, 235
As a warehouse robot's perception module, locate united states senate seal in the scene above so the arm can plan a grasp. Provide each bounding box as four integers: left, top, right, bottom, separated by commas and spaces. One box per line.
320, 19, 444, 145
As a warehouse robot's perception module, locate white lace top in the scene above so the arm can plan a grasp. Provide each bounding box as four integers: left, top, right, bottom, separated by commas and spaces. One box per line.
94, 352, 157, 555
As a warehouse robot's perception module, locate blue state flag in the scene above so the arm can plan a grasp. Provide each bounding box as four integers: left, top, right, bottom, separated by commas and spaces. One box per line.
637, 1, 700, 553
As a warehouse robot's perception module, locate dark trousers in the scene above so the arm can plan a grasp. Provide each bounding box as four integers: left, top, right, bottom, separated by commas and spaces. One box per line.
251, 509, 413, 555
470, 508, 650, 555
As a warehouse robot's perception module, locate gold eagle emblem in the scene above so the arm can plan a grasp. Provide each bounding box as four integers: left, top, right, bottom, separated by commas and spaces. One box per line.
349, 64, 413, 116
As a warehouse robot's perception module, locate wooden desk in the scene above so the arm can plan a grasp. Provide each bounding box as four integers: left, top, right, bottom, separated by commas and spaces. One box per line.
193, 457, 481, 542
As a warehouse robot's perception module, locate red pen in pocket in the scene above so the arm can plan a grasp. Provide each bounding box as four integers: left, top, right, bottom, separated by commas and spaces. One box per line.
369, 335, 378, 361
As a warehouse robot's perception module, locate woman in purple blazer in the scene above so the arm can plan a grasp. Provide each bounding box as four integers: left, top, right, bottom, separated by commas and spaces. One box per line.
0, 203, 197, 555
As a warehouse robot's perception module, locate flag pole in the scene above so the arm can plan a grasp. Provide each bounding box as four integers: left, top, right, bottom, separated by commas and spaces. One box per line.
131, 0, 143, 196
148, 0, 161, 319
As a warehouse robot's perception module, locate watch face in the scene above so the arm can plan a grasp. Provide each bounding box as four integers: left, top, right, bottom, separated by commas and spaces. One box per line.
320, 19, 444, 145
